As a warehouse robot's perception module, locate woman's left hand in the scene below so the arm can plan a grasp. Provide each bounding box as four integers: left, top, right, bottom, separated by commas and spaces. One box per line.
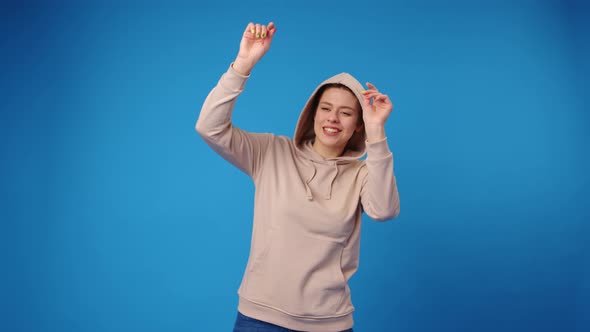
361, 82, 393, 127
360, 82, 393, 142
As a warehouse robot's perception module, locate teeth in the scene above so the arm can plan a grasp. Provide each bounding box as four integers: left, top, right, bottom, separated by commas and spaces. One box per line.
324, 127, 340, 133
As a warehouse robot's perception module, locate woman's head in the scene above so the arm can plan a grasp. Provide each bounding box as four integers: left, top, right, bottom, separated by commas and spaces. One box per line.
310, 84, 364, 158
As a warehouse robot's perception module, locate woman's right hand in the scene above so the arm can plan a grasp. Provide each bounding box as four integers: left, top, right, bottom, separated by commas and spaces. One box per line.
232, 22, 277, 76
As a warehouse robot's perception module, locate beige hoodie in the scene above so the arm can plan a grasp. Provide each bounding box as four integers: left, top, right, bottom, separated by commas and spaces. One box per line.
196, 64, 400, 331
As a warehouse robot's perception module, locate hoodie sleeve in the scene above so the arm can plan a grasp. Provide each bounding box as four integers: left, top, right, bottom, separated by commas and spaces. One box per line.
360, 138, 400, 221
195, 64, 274, 178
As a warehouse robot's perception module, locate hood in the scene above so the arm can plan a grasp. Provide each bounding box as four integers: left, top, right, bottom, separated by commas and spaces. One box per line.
293, 72, 367, 160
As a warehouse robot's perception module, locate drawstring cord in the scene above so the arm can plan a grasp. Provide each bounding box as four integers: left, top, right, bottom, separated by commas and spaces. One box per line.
305, 165, 316, 201
325, 163, 339, 200
305, 161, 340, 201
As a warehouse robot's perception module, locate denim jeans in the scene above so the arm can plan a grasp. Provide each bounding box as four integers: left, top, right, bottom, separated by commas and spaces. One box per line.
232, 311, 354, 332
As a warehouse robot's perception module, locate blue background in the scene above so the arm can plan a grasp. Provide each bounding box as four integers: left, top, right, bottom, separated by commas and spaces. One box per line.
2, 0, 588, 331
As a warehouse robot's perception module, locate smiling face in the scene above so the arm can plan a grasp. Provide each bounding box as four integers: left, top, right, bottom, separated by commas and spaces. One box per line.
312, 87, 363, 158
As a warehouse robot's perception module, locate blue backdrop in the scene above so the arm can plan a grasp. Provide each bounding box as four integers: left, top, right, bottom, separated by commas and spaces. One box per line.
2, 0, 588, 331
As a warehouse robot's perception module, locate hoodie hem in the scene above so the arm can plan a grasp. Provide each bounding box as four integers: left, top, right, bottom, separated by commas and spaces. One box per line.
238, 296, 354, 331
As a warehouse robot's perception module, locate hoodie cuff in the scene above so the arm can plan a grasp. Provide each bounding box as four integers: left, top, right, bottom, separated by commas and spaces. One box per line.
220, 62, 251, 92
365, 138, 392, 160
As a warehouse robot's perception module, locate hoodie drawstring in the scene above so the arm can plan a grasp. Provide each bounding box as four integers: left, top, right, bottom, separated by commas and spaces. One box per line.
305, 165, 316, 201
325, 163, 339, 200
305, 161, 340, 201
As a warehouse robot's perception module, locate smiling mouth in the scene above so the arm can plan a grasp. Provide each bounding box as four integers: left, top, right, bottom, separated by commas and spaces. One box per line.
323, 127, 341, 133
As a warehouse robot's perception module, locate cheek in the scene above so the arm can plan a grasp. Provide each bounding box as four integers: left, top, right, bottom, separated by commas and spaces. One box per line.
313, 113, 323, 132
314, 113, 329, 129
313, 112, 320, 123
344, 117, 359, 131
314, 110, 325, 122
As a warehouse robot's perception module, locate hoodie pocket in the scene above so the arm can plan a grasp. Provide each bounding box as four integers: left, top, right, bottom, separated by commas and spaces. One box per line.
245, 229, 349, 317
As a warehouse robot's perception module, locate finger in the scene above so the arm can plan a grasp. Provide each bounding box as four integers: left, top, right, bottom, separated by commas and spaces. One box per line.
375, 94, 393, 108
374, 94, 389, 101
361, 92, 377, 107
366, 82, 378, 91
261, 25, 268, 38
362, 89, 380, 96
375, 95, 392, 107
255, 23, 261, 38
361, 92, 372, 101
268, 22, 277, 38
244, 22, 256, 37
362, 95, 372, 109
361, 90, 382, 99
246, 22, 255, 35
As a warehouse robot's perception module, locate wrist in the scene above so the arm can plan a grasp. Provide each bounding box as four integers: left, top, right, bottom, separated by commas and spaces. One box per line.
364, 124, 386, 143
232, 57, 255, 76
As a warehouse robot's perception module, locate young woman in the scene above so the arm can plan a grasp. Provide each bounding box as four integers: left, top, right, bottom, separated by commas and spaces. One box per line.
196, 21, 400, 332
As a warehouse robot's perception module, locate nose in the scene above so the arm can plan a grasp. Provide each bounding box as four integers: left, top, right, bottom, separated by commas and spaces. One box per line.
327, 110, 339, 123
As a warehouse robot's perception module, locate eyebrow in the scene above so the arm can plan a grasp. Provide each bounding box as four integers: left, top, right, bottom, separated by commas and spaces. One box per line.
319, 101, 356, 111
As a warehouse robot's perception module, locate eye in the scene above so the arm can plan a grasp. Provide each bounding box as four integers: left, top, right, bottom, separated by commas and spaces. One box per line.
320, 107, 330, 112
340, 111, 352, 116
